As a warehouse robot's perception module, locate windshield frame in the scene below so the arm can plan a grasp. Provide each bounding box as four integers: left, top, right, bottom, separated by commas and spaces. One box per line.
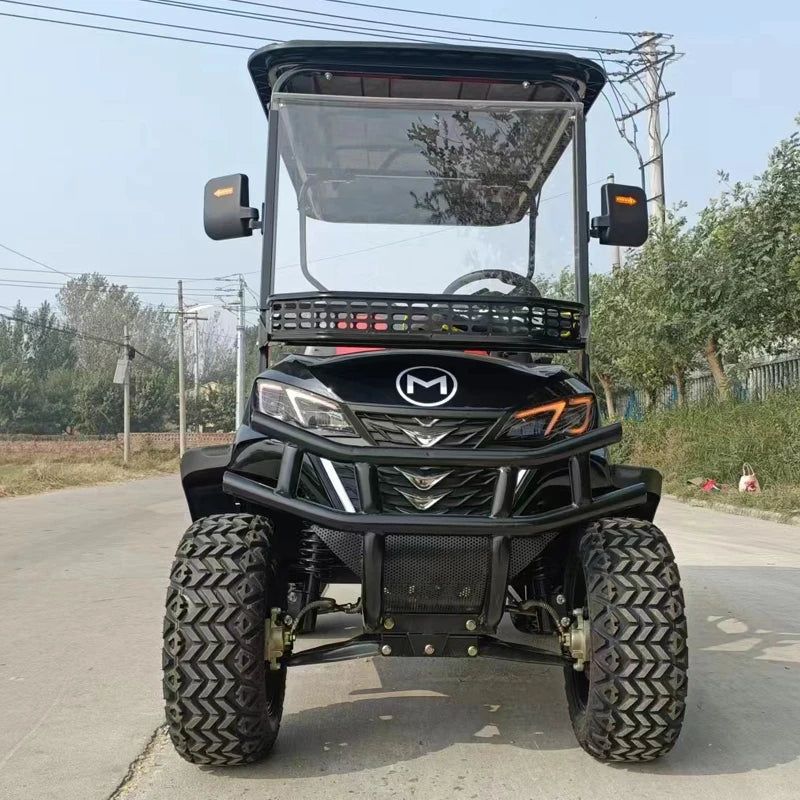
258, 90, 590, 360
262, 93, 589, 301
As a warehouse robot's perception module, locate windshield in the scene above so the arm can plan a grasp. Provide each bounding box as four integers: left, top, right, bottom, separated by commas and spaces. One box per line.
271, 94, 579, 296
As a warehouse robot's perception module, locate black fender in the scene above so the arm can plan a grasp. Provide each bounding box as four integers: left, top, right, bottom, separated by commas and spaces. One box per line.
180, 445, 238, 521
609, 463, 662, 521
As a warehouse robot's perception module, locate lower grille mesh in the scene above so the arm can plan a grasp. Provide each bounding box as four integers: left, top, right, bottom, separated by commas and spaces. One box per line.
383, 535, 491, 613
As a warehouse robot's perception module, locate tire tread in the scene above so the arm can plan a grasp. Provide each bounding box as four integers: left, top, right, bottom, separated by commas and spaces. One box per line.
568, 516, 688, 762
162, 513, 285, 766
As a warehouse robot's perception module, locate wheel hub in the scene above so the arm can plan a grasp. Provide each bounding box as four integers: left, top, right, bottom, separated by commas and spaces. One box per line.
561, 608, 592, 671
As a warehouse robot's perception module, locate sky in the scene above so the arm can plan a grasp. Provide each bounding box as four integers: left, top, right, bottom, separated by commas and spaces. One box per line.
1, 0, 798, 327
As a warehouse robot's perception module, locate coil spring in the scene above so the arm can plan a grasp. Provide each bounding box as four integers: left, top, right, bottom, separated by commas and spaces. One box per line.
298, 528, 337, 579
530, 555, 553, 601
520, 555, 555, 633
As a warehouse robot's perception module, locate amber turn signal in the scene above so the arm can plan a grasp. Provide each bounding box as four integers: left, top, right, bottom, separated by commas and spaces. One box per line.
513, 395, 594, 436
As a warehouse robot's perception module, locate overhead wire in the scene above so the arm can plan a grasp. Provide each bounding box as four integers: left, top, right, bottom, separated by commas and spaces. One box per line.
0, 308, 170, 368
0, 241, 74, 279
312, 0, 641, 37
2, 0, 646, 57
1, 0, 269, 42
0, 280, 225, 298
0, 266, 232, 281
0, 8, 253, 48
133, 0, 635, 54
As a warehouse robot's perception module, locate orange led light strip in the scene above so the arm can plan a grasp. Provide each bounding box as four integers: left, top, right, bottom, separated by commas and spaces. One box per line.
513, 395, 594, 436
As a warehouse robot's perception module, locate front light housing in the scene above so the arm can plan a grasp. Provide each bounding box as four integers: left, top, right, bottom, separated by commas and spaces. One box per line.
500, 395, 594, 441
256, 380, 356, 436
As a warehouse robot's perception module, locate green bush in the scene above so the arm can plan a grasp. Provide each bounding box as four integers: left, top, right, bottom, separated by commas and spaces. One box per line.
613, 388, 800, 489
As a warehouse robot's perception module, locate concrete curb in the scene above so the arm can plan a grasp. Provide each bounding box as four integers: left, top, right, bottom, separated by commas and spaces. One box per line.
664, 493, 800, 528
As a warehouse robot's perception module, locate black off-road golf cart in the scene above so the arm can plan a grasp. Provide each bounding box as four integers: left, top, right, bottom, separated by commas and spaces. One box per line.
164, 41, 687, 766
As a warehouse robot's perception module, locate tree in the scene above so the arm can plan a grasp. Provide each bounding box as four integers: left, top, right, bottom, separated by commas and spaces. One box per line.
0, 300, 76, 373
621, 210, 702, 405
0, 366, 36, 434
406, 109, 568, 226
57, 273, 176, 372
202, 383, 237, 431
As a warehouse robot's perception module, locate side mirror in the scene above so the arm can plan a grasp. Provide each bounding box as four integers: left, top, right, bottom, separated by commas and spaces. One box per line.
590, 183, 648, 247
203, 174, 259, 240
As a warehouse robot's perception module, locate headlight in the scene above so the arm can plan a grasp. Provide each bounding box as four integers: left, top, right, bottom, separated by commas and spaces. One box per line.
499, 395, 594, 441
256, 380, 356, 436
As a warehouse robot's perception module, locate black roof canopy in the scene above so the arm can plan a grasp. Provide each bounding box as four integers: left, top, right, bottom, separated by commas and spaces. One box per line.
247, 41, 606, 114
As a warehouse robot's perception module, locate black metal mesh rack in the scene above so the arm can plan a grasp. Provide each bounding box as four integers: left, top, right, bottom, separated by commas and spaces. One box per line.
267, 292, 585, 351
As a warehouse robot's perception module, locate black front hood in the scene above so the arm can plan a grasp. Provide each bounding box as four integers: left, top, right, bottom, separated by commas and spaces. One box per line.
261, 351, 590, 412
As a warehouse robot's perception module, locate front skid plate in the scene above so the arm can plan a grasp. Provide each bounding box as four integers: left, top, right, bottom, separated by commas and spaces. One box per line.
285, 633, 567, 667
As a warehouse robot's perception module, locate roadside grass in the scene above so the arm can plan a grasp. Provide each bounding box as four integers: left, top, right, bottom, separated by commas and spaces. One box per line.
0, 448, 179, 498
612, 388, 800, 518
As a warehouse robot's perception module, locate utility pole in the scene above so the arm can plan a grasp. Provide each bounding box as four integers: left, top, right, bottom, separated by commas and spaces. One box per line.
644, 37, 666, 225
123, 324, 131, 464
612, 33, 676, 228
607, 173, 622, 272
177, 280, 186, 457
235, 275, 247, 428
192, 313, 201, 425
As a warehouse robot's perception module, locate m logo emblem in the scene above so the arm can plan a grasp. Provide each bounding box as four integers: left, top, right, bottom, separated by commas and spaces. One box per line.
396, 367, 458, 407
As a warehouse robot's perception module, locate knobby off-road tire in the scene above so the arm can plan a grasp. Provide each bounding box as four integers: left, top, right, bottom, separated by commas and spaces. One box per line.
163, 513, 286, 766
564, 517, 688, 762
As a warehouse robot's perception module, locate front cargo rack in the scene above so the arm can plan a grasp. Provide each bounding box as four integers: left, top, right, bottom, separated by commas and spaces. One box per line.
267, 291, 584, 351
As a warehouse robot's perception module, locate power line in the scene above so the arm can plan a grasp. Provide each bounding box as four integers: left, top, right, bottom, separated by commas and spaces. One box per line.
0, 279, 224, 296
0, 280, 229, 294
134, 0, 635, 54
313, 0, 641, 37
0, 266, 230, 281
0, 241, 74, 278
132, 0, 425, 45
1, 0, 269, 41
0, 308, 169, 367
0, 8, 253, 49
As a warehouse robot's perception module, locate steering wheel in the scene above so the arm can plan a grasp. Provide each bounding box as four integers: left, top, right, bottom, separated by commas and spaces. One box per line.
443, 269, 541, 297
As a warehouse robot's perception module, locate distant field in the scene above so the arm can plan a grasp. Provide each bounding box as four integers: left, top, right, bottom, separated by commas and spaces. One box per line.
0, 443, 180, 498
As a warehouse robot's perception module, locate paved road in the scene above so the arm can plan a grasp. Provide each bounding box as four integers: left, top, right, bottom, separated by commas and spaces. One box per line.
1, 478, 799, 800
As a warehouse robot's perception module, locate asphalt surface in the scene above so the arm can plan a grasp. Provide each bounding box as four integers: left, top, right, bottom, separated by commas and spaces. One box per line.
1, 477, 799, 800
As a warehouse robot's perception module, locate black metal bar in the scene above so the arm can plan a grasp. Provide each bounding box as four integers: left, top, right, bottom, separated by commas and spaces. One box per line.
568, 453, 592, 507
483, 536, 510, 630
223, 472, 647, 536
251, 411, 622, 468
478, 637, 567, 666
258, 104, 281, 371
490, 467, 517, 518
362, 532, 384, 631
354, 462, 381, 513
286, 636, 381, 667
276, 444, 302, 496
573, 105, 591, 381
283, 633, 566, 667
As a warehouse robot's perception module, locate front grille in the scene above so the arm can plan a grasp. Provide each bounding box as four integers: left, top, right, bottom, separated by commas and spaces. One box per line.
358, 412, 497, 448
383, 534, 491, 613
378, 466, 496, 515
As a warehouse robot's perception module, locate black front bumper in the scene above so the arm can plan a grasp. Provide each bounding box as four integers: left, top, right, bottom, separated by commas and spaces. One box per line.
222, 412, 648, 634
223, 411, 647, 536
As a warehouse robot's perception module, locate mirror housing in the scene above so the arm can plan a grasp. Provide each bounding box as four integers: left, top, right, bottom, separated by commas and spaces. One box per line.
203, 174, 259, 240
590, 183, 648, 247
